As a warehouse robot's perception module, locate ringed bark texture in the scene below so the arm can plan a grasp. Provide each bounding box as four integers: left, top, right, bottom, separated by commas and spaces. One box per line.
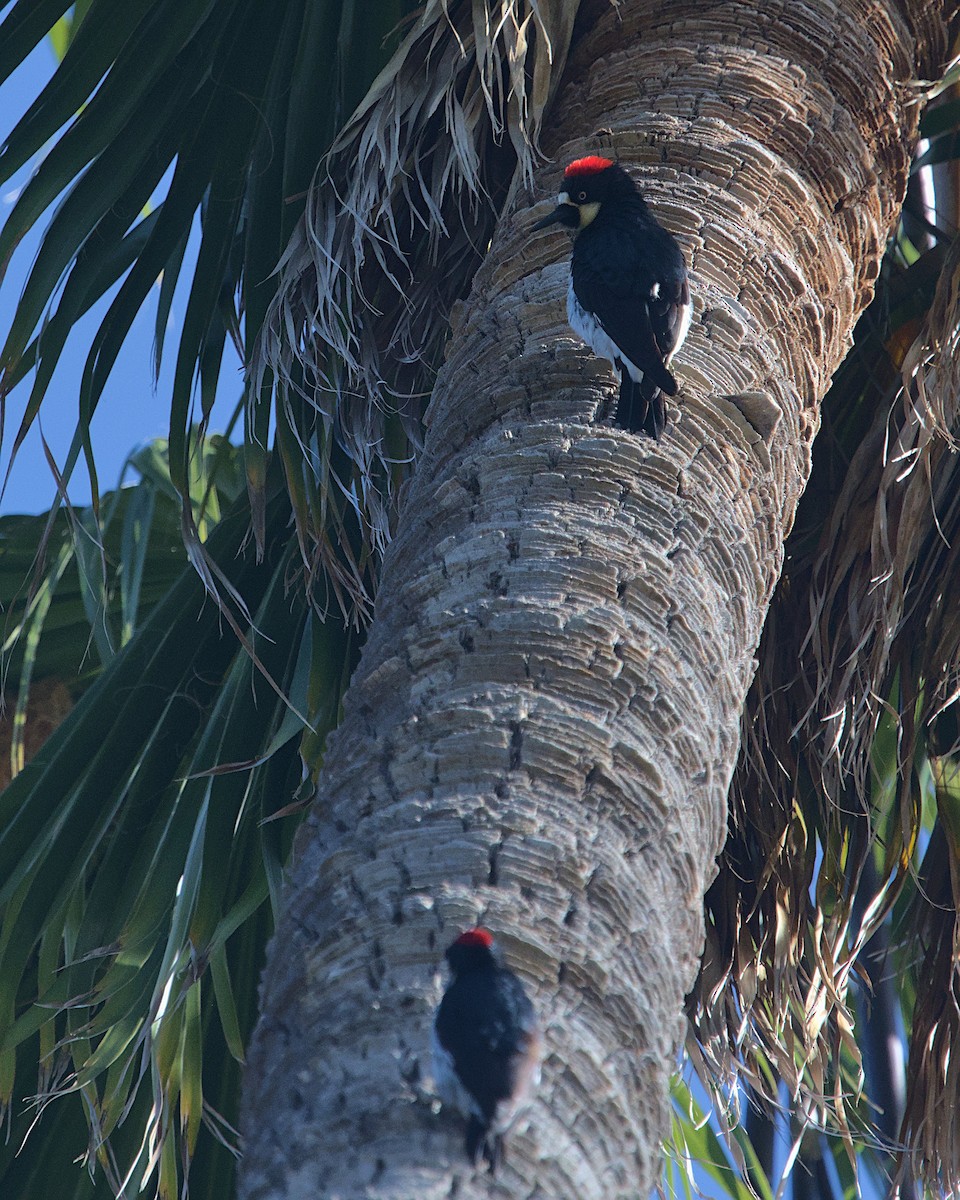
239, 3, 950, 1197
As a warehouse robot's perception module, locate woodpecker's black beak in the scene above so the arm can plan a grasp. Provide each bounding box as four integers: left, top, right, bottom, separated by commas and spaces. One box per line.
531, 203, 579, 232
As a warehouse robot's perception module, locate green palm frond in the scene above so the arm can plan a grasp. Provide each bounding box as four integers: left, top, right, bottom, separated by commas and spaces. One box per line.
0, 0, 419, 606
0, 464, 356, 1198
663, 1076, 773, 1200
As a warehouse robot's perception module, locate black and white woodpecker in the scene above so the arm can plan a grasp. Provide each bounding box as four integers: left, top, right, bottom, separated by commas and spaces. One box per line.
532, 155, 692, 439
432, 928, 542, 1172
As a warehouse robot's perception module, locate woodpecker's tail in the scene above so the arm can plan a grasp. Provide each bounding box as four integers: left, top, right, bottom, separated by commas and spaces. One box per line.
465, 1116, 505, 1174
618, 373, 667, 440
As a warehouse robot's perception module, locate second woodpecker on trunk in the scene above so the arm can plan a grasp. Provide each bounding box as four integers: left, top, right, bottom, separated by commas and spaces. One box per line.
432, 928, 542, 1172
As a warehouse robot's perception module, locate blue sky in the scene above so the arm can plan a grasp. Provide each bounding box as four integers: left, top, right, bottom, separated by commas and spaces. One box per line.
0, 39, 241, 516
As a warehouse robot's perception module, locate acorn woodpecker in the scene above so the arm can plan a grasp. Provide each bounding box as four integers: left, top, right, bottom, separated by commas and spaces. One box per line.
432, 927, 542, 1172
532, 156, 692, 439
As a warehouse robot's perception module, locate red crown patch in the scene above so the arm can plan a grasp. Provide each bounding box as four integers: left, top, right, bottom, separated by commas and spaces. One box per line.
564, 155, 614, 177
455, 927, 494, 949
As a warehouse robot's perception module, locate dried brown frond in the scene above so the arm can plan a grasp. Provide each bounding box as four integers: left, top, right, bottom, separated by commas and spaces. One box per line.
690, 236, 960, 1196
250, 0, 586, 620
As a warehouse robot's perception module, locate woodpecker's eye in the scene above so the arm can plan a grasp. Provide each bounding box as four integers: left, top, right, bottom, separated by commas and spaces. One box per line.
576, 190, 588, 202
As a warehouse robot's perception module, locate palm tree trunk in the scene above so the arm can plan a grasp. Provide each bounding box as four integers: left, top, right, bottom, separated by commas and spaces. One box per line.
238, 3, 951, 1197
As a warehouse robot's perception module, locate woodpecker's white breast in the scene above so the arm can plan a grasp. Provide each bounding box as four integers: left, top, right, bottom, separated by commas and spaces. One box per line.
567, 278, 642, 382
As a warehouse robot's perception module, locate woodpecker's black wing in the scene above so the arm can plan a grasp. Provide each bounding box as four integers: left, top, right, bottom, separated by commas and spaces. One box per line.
434, 969, 539, 1125
434, 969, 540, 1170
616, 272, 691, 436
572, 226, 687, 391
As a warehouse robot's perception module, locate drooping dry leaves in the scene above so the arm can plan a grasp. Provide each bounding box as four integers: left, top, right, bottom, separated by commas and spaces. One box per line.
693, 236, 960, 1196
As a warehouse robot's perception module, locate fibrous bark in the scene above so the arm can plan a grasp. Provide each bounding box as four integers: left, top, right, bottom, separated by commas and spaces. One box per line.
239, 3, 951, 1197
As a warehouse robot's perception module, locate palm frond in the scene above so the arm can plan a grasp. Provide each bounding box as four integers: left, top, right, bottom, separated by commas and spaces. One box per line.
0, 0, 418, 611
0, 453, 357, 1198
663, 1075, 774, 1200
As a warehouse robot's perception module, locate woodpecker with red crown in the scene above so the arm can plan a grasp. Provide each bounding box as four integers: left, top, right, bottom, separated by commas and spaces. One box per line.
532, 156, 692, 439
432, 927, 542, 1172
